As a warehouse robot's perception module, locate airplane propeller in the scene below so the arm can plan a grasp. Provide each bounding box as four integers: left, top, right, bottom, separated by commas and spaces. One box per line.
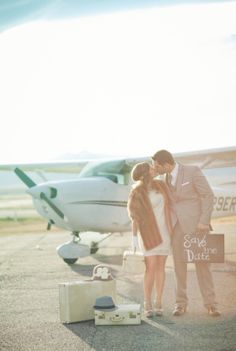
15, 167, 36, 188
39, 192, 64, 219
14, 167, 65, 220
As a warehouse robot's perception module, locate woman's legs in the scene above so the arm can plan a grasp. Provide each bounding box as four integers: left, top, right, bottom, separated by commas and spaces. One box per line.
144, 256, 157, 310
155, 255, 168, 308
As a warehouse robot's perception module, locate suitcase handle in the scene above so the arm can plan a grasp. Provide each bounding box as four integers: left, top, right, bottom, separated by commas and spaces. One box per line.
109, 316, 125, 323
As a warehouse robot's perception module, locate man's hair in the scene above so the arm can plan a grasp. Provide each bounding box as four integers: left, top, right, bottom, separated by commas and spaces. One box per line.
151, 150, 175, 165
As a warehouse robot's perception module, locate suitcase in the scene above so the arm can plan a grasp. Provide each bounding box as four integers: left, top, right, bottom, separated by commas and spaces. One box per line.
122, 250, 145, 274
59, 265, 116, 323
95, 304, 141, 325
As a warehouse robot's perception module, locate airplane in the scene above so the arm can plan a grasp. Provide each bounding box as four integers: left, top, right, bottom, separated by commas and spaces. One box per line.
0, 145, 236, 264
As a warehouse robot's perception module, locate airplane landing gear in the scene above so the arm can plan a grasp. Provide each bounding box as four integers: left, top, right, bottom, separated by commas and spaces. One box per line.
90, 241, 99, 254
57, 232, 114, 264
56, 231, 90, 264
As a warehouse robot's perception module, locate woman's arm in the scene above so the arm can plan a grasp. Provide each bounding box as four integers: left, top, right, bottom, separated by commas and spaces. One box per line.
132, 219, 139, 236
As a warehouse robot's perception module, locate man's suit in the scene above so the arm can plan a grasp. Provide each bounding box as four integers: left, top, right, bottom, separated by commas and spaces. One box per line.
167, 163, 217, 307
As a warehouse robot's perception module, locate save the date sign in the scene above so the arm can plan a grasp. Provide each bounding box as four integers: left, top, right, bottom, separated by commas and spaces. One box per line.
183, 234, 224, 263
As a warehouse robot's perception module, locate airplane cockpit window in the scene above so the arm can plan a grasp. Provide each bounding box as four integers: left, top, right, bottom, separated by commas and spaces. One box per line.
78, 160, 132, 185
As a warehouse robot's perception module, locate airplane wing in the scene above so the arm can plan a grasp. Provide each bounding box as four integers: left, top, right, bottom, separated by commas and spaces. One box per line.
0, 160, 89, 173
125, 146, 236, 170
173, 146, 236, 169
0, 146, 235, 177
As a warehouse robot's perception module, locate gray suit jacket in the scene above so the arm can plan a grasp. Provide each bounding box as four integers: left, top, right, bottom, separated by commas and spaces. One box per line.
166, 164, 214, 235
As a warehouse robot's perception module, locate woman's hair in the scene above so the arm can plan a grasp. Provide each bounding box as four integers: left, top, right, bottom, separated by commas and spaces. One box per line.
131, 162, 151, 184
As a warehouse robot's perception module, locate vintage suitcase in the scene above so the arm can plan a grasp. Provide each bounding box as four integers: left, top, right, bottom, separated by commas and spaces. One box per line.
122, 250, 145, 274
95, 304, 141, 325
59, 265, 116, 323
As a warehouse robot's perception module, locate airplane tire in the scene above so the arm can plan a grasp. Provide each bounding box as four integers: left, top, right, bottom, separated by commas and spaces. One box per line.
63, 258, 78, 264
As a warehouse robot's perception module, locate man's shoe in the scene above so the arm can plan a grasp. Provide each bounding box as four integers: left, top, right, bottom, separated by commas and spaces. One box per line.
208, 305, 221, 317
172, 305, 186, 316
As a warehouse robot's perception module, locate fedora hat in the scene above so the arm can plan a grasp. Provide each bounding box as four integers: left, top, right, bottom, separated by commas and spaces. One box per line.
93, 296, 117, 311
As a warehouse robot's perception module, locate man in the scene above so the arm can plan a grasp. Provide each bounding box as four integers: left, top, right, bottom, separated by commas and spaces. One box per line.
151, 149, 220, 317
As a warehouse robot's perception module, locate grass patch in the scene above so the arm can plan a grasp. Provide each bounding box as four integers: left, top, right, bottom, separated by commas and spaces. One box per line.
0, 217, 61, 236
0, 217, 33, 222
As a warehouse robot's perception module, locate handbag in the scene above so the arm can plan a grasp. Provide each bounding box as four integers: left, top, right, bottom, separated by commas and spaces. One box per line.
183, 233, 224, 263
122, 250, 145, 274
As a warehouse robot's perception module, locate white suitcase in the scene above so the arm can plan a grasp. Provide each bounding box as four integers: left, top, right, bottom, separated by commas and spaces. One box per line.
59, 265, 116, 323
122, 250, 145, 274
95, 304, 141, 325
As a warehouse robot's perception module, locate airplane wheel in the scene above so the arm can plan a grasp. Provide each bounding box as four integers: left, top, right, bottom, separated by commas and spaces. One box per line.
63, 258, 78, 264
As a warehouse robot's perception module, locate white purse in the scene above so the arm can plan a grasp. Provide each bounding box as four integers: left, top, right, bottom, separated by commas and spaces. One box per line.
122, 250, 145, 274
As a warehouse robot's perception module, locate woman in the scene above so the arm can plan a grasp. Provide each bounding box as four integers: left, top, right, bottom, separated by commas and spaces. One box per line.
127, 162, 173, 317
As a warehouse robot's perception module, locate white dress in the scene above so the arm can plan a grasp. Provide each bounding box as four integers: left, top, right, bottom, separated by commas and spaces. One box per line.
139, 190, 171, 256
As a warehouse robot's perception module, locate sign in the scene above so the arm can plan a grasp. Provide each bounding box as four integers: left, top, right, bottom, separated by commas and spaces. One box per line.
183, 234, 224, 263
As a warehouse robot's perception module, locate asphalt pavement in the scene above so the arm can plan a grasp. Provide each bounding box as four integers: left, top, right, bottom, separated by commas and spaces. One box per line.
0, 220, 236, 351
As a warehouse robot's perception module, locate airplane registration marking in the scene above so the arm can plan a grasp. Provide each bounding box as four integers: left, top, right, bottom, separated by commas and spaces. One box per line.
213, 196, 236, 212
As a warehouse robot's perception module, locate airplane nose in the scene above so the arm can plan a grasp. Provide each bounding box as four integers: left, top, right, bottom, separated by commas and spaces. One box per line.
27, 184, 65, 220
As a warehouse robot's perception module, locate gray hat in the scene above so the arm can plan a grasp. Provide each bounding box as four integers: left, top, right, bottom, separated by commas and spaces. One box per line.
93, 296, 117, 311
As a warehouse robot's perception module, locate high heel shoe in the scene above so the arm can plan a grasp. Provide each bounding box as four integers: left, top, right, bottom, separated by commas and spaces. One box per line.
155, 307, 163, 316
154, 302, 163, 316
144, 302, 153, 318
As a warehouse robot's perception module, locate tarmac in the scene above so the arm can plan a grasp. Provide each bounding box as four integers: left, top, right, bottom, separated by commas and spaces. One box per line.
0, 218, 236, 351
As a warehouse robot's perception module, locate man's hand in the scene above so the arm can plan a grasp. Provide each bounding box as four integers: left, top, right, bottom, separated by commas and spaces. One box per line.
196, 223, 210, 236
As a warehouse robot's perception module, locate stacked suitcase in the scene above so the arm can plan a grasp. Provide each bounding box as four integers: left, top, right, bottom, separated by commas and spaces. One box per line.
58, 264, 141, 325
59, 264, 116, 323
94, 303, 141, 325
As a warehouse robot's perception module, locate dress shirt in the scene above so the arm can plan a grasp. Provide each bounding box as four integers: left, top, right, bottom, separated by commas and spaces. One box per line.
169, 162, 179, 186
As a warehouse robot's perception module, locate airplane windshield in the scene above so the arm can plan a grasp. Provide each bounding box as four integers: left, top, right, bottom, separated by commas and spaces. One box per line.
78, 160, 132, 185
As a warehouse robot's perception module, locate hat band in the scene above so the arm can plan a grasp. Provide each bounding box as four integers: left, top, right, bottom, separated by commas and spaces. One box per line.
94, 304, 116, 309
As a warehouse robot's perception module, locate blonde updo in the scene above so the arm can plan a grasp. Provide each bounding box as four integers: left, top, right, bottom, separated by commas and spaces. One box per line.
131, 162, 151, 183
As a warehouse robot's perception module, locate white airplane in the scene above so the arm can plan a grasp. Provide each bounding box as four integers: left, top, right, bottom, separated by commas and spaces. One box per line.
0, 146, 236, 264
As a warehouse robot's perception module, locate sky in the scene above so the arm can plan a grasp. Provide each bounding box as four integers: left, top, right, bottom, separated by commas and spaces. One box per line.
0, 1, 236, 163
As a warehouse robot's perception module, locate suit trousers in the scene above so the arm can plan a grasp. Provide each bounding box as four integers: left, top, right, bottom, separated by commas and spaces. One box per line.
172, 222, 217, 308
